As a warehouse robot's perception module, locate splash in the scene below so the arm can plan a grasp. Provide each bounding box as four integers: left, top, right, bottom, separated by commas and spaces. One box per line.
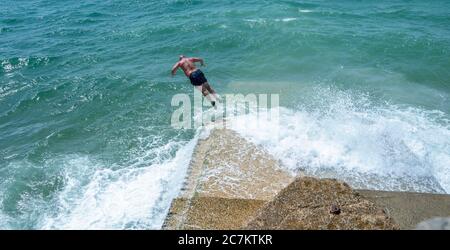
37, 138, 198, 229
228, 86, 450, 193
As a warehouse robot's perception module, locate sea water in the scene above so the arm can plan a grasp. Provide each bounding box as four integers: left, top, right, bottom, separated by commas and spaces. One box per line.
1, 0, 449, 229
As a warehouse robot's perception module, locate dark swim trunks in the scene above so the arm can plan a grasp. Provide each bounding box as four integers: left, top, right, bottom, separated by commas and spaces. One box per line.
189, 69, 207, 86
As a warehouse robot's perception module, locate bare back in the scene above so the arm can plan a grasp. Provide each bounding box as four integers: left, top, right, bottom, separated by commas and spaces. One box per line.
178, 58, 198, 77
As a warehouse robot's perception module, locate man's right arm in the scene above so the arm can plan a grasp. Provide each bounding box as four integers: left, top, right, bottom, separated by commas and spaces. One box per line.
171, 62, 180, 76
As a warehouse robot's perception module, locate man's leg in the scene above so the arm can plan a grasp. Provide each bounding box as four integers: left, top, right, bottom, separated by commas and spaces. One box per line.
195, 85, 216, 106
203, 82, 221, 101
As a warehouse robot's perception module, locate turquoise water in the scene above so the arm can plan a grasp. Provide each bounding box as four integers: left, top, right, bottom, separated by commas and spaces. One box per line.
1, 0, 449, 229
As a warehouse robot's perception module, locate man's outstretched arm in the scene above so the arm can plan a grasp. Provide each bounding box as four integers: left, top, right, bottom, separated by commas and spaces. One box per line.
191, 57, 204, 66
171, 62, 180, 76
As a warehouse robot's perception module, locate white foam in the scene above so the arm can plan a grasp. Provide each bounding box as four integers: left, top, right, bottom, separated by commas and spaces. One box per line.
245, 18, 298, 24
228, 87, 450, 193
244, 18, 266, 23
0, 209, 13, 229
298, 9, 313, 13
275, 18, 298, 22
243, 18, 267, 28
39, 137, 199, 229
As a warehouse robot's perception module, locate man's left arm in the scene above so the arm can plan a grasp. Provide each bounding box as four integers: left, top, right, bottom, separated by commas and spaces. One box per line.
191, 57, 204, 66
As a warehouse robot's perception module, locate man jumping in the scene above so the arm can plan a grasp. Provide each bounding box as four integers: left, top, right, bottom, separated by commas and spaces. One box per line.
171, 55, 219, 106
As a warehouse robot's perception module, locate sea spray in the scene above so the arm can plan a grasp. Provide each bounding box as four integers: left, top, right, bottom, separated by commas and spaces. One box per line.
228, 86, 450, 193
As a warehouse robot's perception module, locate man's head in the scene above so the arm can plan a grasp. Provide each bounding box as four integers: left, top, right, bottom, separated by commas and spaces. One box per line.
179, 55, 185, 61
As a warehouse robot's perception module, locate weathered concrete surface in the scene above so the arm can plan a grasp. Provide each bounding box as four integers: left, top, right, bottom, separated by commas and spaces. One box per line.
165, 197, 266, 230
162, 128, 294, 229
245, 177, 399, 230
358, 190, 450, 229
178, 128, 294, 200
